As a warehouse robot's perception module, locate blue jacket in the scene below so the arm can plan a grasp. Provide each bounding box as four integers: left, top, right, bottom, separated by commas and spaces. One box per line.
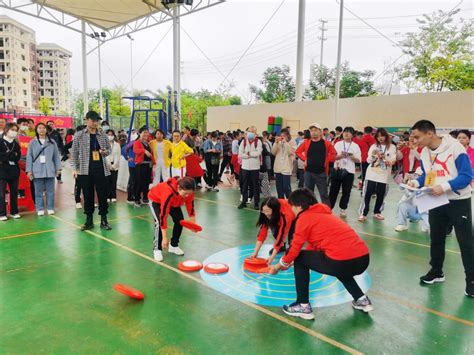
26, 137, 61, 179
122, 140, 136, 168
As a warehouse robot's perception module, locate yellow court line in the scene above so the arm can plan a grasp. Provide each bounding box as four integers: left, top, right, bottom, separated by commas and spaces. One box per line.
370, 290, 474, 327
50, 214, 362, 355
0, 229, 61, 241
194, 196, 461, 255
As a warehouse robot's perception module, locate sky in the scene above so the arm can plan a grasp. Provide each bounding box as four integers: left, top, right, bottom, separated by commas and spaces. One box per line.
1, 0, 471, 103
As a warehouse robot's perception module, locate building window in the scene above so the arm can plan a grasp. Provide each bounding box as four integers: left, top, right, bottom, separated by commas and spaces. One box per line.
21, 54, 25, 61
23, 89, 27, 95
21, 43, 25, 49
22, 78, 26, 84
0, 39, 4, 47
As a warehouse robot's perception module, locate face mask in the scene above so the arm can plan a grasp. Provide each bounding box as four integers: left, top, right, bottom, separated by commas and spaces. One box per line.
20, 125, 28, 131
108, 135, 115, 141
247, 133, 255, 140
102, 126, 110, 131
7, 131, 18, 139
131, 133, 138, 141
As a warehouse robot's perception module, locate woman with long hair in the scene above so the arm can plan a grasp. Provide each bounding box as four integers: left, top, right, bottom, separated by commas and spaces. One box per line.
251, 197, 295, 265
105, 129, 121, 202
358, 128, 397, 222
0, 123, 21, 221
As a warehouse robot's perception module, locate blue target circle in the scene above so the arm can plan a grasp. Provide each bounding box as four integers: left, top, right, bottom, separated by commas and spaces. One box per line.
200, 244, 372, 307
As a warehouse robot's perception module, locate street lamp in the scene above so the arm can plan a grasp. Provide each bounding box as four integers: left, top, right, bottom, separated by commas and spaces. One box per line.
90, 31, 106, 118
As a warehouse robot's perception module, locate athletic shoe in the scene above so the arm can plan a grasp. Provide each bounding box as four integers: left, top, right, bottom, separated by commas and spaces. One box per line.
238, 203, 247, 209
134, 202, 141, 208
421, 225, 430, 233
37, 210, 45, 216
75, 203, 82, 209
154, 250, 163, 262
143, 199, 149, 204
206, 187, 213, 192
12, 214, 21, 219
0, 216, 7, 221
420, 269, 445, 284
374, 214, 385, 220
358, 215, 367, 222
282, 302, 315, 320
111, 198, 117, 203
239, 195, 243, 202
213, 187, 220, 192
168, 246, 184, 256
58, 180, 63, 184
339, 209, 347, 218
47, 210, 55, 215
247, 198, 252, 204
352, 295, 374, 312
126, 200, 134, 205
465, 280, 474, 298
394, 224, 408, 232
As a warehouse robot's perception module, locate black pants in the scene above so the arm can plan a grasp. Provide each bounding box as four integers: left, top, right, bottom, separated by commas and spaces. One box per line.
57, 172, 62, 182
150, 202, 184, 250
74, 178, 82, 203
78, 171, 108, 216
275, 173, 292, 199
127, 167, 135, 201
107, 170, 118, 199
329, 172, 354, 210
297, 168, 305, 188
361, 180, 388, 216
134, 163, 151, 203
361, 162, 369, 183
219, 154, 232, 177
205, 160, 219, 188
0, 178, 19, 216
429, 198, 473, 280
304, 171, 330, 206
241, 169, 260, 207
294, 250, 369, 303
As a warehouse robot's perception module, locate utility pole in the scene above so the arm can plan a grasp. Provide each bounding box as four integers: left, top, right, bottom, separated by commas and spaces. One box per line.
318, 19, 328, 68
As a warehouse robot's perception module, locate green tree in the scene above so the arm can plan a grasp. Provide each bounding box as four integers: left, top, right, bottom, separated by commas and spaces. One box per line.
249, 65, 295, 103
395, 9, 474, 92
38, 97, 53, 115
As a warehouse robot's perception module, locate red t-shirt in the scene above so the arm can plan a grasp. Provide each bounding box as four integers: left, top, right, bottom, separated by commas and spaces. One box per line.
359, 134, 376, 163
282, 204, 369, 264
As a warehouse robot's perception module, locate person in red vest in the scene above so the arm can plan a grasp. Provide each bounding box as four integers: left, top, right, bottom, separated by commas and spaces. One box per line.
359, 126, 376, 188
268, 188, 373, 320
295, 123, 336, 206
148, 176, 196, 262
250, 197, 296, 265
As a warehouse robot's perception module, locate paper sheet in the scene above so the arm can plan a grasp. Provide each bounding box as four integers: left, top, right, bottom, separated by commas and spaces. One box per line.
414, 193, 449, 213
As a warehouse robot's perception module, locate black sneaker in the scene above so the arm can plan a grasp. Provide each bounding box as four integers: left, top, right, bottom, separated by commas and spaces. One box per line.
100, 216, 112, 231
465, 280, 474, 298
238, 203, 247, 209
81, 216, 94, 231
420, 269, 445, 284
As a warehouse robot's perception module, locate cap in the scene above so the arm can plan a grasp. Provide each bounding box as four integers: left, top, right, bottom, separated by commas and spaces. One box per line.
309, 123, 321, 130
85, 110, 101, 121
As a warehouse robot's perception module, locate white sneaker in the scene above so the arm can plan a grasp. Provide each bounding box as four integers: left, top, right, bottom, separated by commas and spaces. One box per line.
421, 225, 430, 233
339, 209, 347, 218
37, 210, 45, 216
75, 203, 82, 209
247, 198, 252, 204
358, 215, 367, 222
239, 195, 243, 202
111, 198, 117, 203
0, 216, 7, 221
394, 224, 408, 232
12, 214, 21, 219
47, 210, 55, 215
168, 246, 184, 256
153, 250, 163, 261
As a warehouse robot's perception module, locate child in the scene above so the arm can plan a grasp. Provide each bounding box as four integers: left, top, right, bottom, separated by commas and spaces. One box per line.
250, 197, 296, 265
394, 171, 430, 233
148, 176, 196, 261
185, 148, 205, 189
268, 188, 373, 320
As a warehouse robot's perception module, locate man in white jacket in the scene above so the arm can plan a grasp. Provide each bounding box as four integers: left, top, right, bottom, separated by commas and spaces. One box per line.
238, 127, 262, 210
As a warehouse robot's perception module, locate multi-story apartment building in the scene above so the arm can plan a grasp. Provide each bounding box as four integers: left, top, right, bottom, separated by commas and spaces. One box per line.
0, 16, 71, 114
0, 15, 37, 112
37, 43, 72, 114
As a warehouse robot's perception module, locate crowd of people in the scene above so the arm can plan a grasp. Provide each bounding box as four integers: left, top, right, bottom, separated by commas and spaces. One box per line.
0, 112, 472, 319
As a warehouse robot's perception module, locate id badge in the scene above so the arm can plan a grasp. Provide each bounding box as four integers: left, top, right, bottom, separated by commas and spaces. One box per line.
39, 155, 46, 164
92, 150, 100, 161
425, 170, 437, 187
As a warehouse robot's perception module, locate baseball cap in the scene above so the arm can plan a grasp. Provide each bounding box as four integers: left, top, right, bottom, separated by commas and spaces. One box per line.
85, 110, 101, 121
309, 123, 321, 130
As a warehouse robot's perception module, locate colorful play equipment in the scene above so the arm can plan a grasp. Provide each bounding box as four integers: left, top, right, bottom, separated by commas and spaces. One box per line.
267, 116, 283, 134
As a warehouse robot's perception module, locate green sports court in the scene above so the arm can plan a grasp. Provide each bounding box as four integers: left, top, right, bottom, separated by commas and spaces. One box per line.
1, 174, 473, 354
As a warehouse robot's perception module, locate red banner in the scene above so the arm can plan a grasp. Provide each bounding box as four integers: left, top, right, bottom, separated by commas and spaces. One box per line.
18, 135, 33, 156
0, 114, 73, 129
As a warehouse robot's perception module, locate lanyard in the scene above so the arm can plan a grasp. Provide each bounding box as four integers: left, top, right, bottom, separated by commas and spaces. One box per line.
377, 144, 386, 155
429, 153, 439, 168
342, 141, 352, 153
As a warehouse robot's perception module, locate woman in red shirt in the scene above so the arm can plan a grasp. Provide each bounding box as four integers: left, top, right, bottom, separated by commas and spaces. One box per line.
268, 188, 373, 320
148, 176, 196, 262
250, 197, 296, 265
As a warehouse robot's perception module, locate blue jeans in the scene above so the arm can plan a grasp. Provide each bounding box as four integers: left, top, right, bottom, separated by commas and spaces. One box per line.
397, 201, 429, 229
275, 173, 291, 199
33, 177, 55, 211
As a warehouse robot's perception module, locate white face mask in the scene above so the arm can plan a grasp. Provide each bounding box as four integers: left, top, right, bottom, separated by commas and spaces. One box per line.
7, 131, 18, 139
131, 133, 138, 141
20, 125, 28, 131
108, 135, 115, 141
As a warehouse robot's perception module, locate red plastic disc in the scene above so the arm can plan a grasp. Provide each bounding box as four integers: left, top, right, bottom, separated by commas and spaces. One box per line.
244, 257, 267, 266
180, 220, 203, 233
204, 263, 229, 274
113, 284, 145, 300
178, 260, 203, 272
243, 263, 270, 274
